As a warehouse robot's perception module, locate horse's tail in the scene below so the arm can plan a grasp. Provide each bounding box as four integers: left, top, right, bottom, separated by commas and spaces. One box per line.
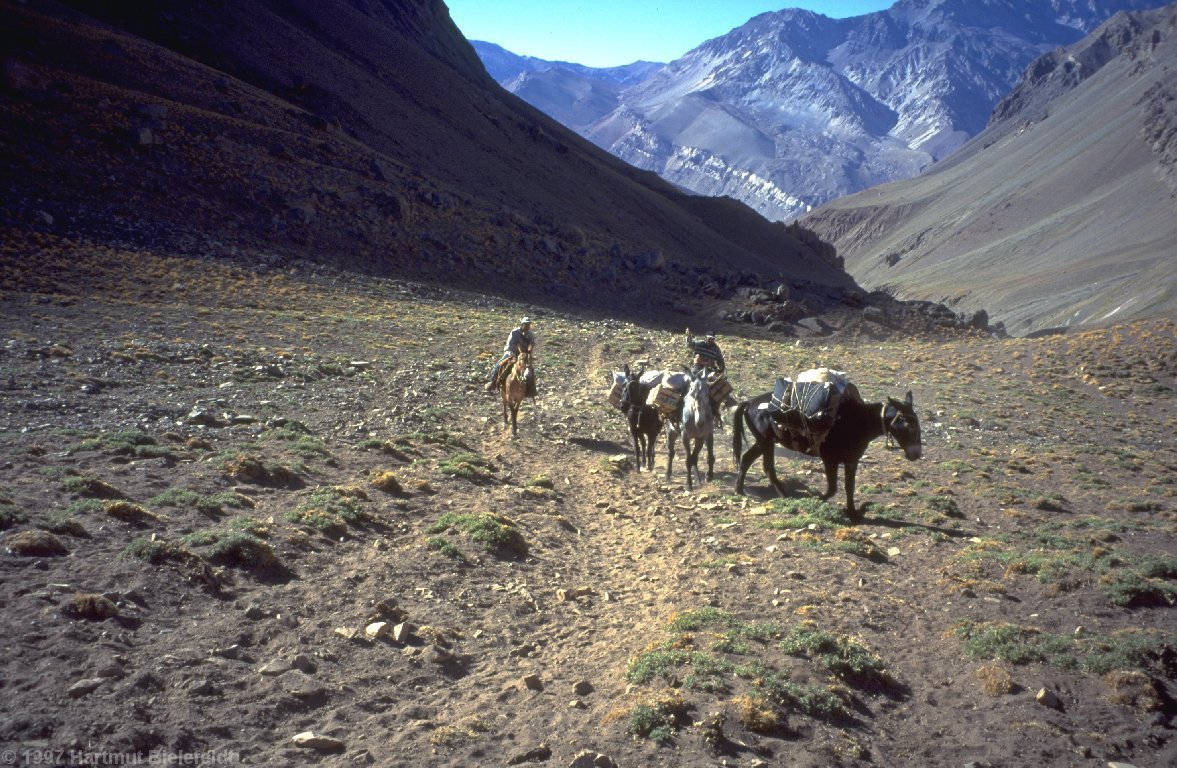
732, 401, 749, 465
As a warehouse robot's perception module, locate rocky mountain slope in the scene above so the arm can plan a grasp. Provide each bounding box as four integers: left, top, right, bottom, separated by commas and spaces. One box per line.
480, 0, 1169, 222
801, 2, 1177, 336
0, 0, 876, 331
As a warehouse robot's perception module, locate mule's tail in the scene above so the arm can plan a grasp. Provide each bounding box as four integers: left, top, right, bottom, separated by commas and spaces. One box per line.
732, 401, 749, 465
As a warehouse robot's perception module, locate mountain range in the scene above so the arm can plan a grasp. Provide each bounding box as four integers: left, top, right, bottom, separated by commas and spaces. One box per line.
477, 0, 1172, 222
801, 1, 1177, 334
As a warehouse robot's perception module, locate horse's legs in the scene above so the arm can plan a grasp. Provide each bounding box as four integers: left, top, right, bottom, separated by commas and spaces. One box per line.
844, 459, 860, 519
665, 430, 677, 482
734, 441, 763, 495
704, 434, 714, 482
761, 439, 789, 498
684, 434, 697, 491
820, 455, 839, 502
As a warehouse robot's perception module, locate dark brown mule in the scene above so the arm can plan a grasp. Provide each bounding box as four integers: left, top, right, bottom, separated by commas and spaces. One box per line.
620, 365, 662, 471
500, 349, 532, 436
733, 389, 922, 518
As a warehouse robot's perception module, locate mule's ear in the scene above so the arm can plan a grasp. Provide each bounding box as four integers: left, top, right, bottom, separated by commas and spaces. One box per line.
905, 390, 913, 405
623, 364, 631, 376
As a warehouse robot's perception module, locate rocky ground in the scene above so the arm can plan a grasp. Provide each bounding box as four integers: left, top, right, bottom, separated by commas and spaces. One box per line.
1, 246, 1175, 768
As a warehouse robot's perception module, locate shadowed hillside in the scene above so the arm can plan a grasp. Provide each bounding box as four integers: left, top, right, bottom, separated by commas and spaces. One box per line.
0, 0, 868, 328
801, 3, 1177, 336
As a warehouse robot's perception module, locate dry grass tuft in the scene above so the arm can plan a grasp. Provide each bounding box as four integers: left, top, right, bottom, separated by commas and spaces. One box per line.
1103, 670, 1162, 711
103, 500, 159, 524
63, 592, 119, 621
734, 694, 780, 732
973, 663, 1016, 696
4, 529, 69, 556
369, 470, 402, 494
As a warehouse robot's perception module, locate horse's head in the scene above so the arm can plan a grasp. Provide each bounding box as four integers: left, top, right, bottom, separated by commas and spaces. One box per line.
885, 391, 922, 461
683, 369, 713, 428
621, 365, 644, 410
515, 347, 533, 376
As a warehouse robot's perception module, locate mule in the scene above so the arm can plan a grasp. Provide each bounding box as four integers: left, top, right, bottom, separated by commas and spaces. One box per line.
620, 365, 662, 471
500, 349, 532, 436
666, 369, 715, 491
733, 387, 922, 518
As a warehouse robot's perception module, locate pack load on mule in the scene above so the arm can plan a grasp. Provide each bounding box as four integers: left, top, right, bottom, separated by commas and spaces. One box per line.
607, 370, 627, 411
707, 372, 733, 411
734, 370, 922, 517
641, 369, 690, 418
762, 368, 861, 456
607, 364, 682, 415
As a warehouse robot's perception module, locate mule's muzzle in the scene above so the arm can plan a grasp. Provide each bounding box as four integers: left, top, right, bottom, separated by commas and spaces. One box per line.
904, 443, 923, 461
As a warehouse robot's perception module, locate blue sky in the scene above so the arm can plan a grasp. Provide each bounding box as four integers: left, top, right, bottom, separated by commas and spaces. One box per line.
445, 1, 894, 67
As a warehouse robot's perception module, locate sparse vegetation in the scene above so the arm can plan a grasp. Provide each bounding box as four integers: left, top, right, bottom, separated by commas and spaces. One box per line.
182, 519, 276, 570
284, 486, 369, 534
426, 512, 526, 558
437, 451, 496, 480
0, 227, 1174, 767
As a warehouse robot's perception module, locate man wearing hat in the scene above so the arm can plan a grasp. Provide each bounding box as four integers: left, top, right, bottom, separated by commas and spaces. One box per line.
686, 327, 725, 374
486, 317, 535, 392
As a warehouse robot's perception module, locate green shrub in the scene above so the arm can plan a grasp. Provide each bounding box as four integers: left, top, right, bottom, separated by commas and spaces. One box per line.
40, 510, 87, 537
182, 518, 276, 570
69, 430, 174, 459
61, 475, 125, 499
284, 486, 368, 534
427, 536, 466, 561
0, 501, 27, 530
759, 497, 845, 530
124, 537, 185, 564
425, 512, 526, 557
626, 704, 675, 744
150, 488, 255, 514
437, 451, 496, 479
779, 624, 889, 683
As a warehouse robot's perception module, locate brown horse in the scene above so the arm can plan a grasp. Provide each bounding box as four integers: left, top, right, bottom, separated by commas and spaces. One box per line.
500, 349, 532, 436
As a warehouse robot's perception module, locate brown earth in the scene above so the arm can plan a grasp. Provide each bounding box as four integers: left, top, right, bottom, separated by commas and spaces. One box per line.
1, 248, 1175, 767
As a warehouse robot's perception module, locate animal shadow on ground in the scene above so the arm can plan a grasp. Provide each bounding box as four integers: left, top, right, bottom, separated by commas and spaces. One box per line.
733, 478, 811, 502
568, 437, 628, 454
857, 507, 977, 540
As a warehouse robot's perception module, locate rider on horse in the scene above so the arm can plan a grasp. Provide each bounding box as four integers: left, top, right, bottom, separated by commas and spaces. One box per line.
486, 316, 535, 393
684, 328, 734, 423
686, 328, 726, 375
